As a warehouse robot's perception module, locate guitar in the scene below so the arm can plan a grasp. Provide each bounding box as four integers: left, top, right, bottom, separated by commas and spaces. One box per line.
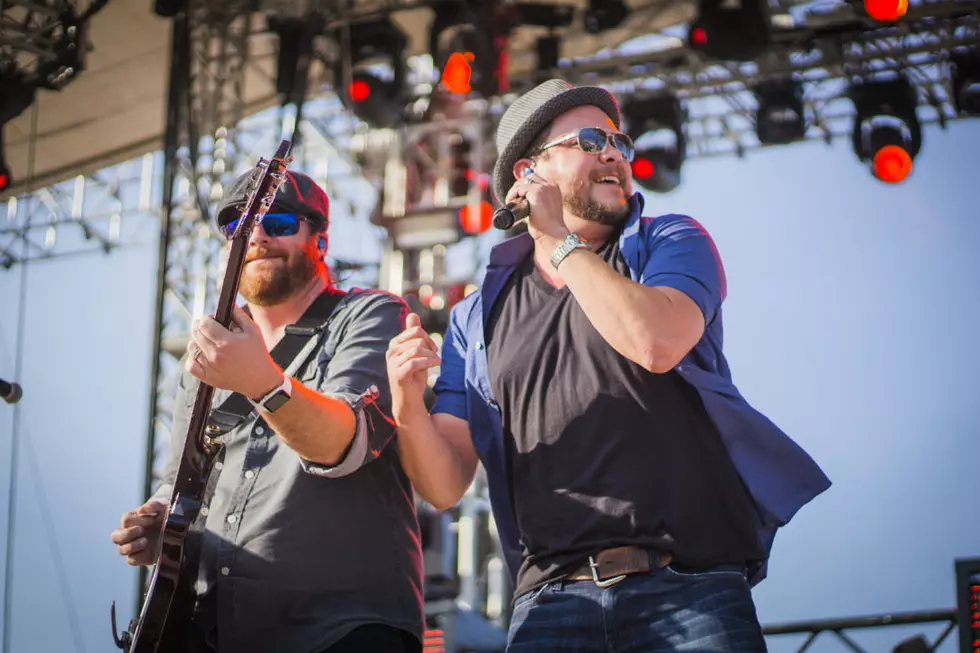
110, 140, 294, 653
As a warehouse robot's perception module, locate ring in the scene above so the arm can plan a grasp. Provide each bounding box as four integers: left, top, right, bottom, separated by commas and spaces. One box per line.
193, 346, 204, 366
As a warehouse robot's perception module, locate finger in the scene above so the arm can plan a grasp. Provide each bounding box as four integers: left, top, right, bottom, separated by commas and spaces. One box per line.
388, 326, 433, 349
121, 512, 164, 528
397, 356, 441, 378
138, 499, 169, 516
392, 348, 441, 372
189, 328, 218, 361
388, 338, 438, 364
196, 315, 231, 343
117, 537, 149, 557
406, 313, 421, 329
230, 304, 258, 335
111, 525, 144, 544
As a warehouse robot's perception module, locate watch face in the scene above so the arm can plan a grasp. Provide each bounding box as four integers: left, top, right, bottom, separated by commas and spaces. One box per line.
264, 390, 291, 413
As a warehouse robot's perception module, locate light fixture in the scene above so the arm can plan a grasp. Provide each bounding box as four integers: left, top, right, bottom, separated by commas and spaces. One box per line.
850, 77, 921, 184
863, 0, 908, 22
687, 0, 770, 61
333, 18, 407, 128
429, 2, 501, 97
951, 50, 980, 116
622, 95, 687, 193
753, 79, 806, 144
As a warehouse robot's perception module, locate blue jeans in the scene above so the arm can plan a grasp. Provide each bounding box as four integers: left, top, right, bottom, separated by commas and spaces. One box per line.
507, 564, 768, 653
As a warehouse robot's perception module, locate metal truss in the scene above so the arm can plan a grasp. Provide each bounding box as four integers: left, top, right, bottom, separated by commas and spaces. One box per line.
499, 0, 980, 160
0, 0, 105, 89
761, 607, 959, 652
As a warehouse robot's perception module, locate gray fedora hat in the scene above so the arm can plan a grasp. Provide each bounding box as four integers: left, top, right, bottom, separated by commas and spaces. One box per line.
492, 79, 622, 204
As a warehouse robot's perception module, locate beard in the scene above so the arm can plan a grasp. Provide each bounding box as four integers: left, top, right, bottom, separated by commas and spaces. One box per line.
239, 244, 319, 307
564, 194, 629, 225
563, 183, 631, 226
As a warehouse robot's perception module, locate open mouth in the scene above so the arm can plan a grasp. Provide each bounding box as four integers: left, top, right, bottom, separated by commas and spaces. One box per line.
594, 175, 622, 187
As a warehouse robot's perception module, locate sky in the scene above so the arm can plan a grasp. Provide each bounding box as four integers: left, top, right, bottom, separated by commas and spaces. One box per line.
0, 112, 978, 653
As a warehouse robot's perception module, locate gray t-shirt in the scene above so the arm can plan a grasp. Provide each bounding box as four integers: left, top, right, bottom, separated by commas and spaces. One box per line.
154, 288, 424, 653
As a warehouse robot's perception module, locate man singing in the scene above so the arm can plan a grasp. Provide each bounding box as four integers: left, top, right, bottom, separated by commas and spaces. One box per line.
111, 171, 423, 653
386, 79, 830, 652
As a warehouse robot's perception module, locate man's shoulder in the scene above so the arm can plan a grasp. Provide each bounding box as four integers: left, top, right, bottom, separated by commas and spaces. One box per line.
341, 287, 410, 314
637, 212, 711, 238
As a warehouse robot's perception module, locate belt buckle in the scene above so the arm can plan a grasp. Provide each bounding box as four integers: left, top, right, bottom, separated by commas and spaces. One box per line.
588, 555, 627, 588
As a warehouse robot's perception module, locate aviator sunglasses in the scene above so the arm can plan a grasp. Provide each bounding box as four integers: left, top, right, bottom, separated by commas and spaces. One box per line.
533, 127, 635, 162
221, 212, 311, 240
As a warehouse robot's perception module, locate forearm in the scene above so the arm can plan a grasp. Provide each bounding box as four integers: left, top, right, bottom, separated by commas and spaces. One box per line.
559, 248, 679, 372
260, 378, 358, 465
396, 407, 472, 510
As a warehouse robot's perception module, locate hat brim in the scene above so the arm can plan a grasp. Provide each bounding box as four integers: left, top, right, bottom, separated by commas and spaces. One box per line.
492, 86, 622, 204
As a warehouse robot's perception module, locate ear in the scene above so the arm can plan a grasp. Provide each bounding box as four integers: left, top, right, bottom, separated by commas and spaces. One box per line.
512, 158, 534, 182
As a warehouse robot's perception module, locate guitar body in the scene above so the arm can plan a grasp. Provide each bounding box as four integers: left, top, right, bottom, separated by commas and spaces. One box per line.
112, 140, 294, 652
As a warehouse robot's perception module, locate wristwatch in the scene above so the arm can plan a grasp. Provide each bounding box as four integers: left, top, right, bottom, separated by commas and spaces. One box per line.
550, 233, 592, 269
251, 375, 293, 413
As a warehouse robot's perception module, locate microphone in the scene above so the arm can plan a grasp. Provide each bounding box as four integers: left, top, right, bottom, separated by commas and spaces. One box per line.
492, 197, 530, 231
1, 378, 22, 404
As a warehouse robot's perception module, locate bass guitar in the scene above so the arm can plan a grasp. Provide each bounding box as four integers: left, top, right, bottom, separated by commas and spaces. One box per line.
110, 140, 294, 652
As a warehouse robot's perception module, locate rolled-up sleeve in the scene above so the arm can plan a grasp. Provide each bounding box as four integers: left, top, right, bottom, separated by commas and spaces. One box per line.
430, 300, 469, 420
300, 292, 409, 478
641, 215, 727, 326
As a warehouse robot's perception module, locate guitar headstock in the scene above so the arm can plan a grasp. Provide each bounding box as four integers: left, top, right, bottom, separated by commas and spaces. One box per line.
228, 139, 294, 242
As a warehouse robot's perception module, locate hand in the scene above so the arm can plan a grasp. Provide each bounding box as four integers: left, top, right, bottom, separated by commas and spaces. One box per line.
110, 498, 169, 566
386, 313, 441, 422
185, 304, 283, 399
505, 170, 570, 247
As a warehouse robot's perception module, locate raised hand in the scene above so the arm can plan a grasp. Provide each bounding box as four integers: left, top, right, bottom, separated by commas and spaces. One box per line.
386, 313, 442, 423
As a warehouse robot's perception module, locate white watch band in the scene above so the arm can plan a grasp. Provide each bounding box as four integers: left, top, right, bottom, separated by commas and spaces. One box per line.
251, 375, 292, 412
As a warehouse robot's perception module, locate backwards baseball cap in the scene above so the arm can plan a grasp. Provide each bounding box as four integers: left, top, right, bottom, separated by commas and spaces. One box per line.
214, 169, 330, 232
492, 78, 622, 204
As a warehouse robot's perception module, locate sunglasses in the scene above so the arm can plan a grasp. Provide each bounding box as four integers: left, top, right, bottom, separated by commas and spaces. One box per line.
533, 127, 635, 162
221, 212, 310, 240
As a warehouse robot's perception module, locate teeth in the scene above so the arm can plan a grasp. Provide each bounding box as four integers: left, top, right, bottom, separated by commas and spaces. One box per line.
597, 176, 619, 184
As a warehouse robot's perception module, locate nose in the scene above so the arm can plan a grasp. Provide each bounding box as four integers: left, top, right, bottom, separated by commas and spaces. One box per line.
248, 219, 272, 247
599, 138, 624, 162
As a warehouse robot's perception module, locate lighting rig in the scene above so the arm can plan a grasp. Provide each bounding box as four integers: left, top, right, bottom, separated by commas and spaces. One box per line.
0, 0, 106, 192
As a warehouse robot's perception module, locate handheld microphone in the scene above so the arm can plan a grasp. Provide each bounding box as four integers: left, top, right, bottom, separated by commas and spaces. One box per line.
492, 197, 530, 231
1, 378, 23, 404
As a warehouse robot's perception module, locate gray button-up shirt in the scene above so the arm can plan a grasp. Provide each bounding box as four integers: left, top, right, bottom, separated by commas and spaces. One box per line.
154, 288, 424, 653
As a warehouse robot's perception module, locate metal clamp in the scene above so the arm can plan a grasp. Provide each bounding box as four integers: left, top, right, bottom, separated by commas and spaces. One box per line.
589, 556, 627, 588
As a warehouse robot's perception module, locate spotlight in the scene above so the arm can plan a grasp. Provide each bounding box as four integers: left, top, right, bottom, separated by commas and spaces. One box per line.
863, 0, 908, 22
584, 0, 629, 34
687, 0, 770, 61
622, 95, 686, 194
850, 77, 921, 184
334, 18, 407, 128
951, 51, 980, 116
753, 80, 806, 145
430, 2, 501, 97
0, 163, 10, 193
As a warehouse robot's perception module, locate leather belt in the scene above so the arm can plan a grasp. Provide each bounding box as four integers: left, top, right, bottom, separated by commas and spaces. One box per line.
565, 545, 672, 587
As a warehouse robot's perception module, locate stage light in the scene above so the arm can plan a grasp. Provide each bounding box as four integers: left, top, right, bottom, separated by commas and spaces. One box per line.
863, 0, 908, 22
584, 0, 628, 34
0, 164, 10, 193
753, 80, 806, 145
622, 95, 686, 193
951, 51, 980, 116
333, 18, 407, 128
430, 3, 501, 97
687, 0, 770, 61
850, 77, 921, 184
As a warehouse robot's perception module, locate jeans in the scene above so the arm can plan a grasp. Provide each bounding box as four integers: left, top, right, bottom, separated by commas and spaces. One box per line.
507, 564, 768, 653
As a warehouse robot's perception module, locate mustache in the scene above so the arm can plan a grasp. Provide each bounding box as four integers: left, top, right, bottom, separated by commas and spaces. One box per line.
245, 246, 284, 263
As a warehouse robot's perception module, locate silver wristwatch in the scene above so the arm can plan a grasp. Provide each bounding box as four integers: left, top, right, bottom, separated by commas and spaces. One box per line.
550, 233, 592, 269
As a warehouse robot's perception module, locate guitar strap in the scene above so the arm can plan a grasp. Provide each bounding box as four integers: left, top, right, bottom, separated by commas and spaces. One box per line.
204, 288, 347, 438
